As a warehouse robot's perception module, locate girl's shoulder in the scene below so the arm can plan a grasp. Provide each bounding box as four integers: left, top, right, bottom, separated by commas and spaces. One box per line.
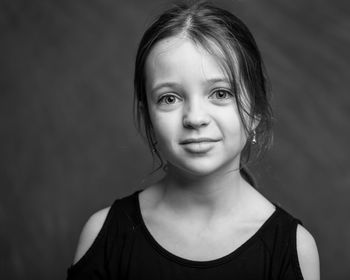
296, 224, 320, 280
250, 187, 319, 279
72, 207, 111, 265
71, 190, 141, 266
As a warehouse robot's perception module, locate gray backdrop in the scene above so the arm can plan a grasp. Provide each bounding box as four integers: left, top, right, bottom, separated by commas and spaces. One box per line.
1, 0, 349, 279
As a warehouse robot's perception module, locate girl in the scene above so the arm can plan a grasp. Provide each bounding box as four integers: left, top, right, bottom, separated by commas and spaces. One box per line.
67, 1, 320, 279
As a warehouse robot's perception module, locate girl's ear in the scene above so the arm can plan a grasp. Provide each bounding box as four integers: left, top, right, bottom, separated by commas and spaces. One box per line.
138, 103, 149, 118
251, 114, 261, 131
138, 103, 145, 111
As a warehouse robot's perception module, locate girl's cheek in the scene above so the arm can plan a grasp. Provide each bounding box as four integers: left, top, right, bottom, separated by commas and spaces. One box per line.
150, 113, 171, 133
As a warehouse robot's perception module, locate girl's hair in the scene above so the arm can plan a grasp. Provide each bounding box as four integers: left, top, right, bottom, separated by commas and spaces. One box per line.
133, 1, 273, 171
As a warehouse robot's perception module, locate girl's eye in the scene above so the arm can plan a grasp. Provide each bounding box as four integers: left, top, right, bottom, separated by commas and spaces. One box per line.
210, 89, 234, 100
158, 94, 180, 105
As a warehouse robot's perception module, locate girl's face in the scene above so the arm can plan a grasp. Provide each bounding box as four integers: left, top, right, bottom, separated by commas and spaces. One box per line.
145, 36, 247, 177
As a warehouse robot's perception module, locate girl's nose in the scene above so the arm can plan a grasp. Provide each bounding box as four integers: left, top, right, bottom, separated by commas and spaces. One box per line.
182, 100, 210, 129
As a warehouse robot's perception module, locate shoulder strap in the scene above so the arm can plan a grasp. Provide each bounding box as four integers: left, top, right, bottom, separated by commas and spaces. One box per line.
289, 217, 304, 279
67, 199, 124, 279
114, 190, 143, 232
271, 206, 304, 280
109, 190, 143, 279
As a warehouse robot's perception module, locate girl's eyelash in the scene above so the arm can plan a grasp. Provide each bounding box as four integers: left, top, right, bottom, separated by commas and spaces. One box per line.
209, 89, 234, 99
157, 89, 233, 104
158, 94, 181, 104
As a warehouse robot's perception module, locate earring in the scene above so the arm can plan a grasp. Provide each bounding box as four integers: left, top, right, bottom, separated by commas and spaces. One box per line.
252, 131, 257, 144
151, 139, 158, 153
152, 144, 158, 153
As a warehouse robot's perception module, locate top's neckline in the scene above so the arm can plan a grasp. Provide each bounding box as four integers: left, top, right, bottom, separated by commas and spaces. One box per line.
133, 189, 281, 268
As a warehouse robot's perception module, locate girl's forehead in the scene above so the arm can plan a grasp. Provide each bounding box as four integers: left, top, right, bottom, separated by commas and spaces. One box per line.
145, 36, 229, 84
149, 35, 189, 55
147, 35, 224, 64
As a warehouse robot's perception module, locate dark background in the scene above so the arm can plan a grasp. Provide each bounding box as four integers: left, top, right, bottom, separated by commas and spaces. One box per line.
1, 0, 349, 279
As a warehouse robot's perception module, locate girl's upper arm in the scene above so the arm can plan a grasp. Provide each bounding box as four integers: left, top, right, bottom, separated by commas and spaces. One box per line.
73, 207, 110, 264
296, 224, 320, 280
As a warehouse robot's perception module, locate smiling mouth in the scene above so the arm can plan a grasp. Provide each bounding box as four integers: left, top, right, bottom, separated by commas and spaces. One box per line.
179, 138, 221, 145
179, 138, 221, 153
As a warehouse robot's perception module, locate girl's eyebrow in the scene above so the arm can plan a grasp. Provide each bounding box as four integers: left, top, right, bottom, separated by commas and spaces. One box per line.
151, 78, 230, 93
205, 77, 230, 85
151, 82, 180, 93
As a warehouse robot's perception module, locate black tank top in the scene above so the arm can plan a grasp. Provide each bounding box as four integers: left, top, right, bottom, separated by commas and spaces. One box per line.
66, 190, 304, 280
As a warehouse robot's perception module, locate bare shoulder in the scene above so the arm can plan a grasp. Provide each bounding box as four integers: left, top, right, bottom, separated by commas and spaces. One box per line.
73, 207, 111, 264
296, 224, 320, 280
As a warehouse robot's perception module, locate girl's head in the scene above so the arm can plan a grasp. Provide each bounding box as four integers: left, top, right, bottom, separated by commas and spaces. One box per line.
134, 1, 272, 173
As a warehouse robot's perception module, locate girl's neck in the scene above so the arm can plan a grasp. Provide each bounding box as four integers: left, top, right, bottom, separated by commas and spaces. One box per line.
157, 164, 248, 219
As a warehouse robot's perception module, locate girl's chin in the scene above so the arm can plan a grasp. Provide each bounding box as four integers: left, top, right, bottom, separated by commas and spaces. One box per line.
167, 160, 239, 179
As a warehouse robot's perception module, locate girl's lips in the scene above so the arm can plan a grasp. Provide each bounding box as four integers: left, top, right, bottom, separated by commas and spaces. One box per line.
179, 138, 221, 145
180, 140, 220, 153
